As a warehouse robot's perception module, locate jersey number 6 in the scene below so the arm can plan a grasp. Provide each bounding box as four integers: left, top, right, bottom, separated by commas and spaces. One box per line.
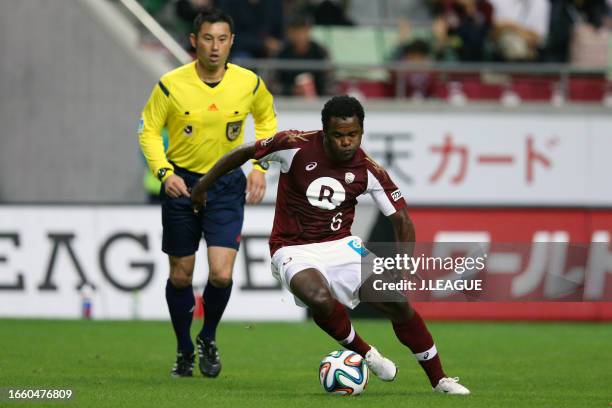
330, 212, 343, 231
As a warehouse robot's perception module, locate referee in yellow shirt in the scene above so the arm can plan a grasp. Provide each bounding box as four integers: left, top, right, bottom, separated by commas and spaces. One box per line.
139, 9, 277, 378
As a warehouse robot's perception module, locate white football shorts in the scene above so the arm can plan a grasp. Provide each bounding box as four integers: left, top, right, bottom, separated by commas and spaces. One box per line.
271, 236, 372, 309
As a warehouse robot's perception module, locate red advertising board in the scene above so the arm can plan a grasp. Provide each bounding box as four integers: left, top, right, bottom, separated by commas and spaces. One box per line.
408, 208, 612, 320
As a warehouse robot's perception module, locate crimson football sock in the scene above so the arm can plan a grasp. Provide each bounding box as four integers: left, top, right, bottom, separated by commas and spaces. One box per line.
392, 310, 446, 387
313, 301, 371, 357
165, 279, 195, 354
199, 280, 233, 341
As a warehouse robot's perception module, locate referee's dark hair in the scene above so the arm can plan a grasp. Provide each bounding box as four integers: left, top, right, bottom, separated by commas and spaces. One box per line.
321, 95, 365, 131
192, 8, 234, 34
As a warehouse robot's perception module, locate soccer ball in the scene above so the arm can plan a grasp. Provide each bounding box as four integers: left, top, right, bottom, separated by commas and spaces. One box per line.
319, 350, 368, 396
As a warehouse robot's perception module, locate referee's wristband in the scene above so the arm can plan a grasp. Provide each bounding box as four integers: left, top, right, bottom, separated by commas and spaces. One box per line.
157, 167, 174, 182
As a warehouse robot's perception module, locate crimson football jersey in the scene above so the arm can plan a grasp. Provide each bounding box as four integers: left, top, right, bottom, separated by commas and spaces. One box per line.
254, 130, 407, 255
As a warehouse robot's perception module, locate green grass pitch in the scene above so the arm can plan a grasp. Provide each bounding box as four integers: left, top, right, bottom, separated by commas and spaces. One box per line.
1, 319, 610, 407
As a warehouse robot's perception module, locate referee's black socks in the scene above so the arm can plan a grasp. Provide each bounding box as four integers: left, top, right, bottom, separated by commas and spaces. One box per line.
165, 279, 195, 354
199, 280, 233, 341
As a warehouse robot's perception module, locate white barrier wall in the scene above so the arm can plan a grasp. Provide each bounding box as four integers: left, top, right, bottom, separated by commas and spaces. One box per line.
251, 110, 612, 206
0, 206, 305, 320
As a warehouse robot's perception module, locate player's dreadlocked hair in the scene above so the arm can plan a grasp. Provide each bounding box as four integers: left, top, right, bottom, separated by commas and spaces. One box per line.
321, 95, 365, 132
193, 8, 234, 35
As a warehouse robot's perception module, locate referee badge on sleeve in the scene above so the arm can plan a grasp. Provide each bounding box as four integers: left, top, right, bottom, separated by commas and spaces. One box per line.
226, 120, 243, 141
137, 117, 145, 135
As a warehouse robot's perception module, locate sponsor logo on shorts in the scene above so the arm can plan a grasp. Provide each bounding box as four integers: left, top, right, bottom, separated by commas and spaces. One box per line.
305, 162, 318, 171
391, 189, 403, 201
262, 136, 274, 146
347, 239, 369, 257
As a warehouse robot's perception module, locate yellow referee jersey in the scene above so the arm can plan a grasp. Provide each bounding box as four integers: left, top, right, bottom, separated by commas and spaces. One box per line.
139, 61, 277, 179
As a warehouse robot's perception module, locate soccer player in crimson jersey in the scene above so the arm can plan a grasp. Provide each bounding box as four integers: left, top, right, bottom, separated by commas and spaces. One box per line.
191, 96, 470, 394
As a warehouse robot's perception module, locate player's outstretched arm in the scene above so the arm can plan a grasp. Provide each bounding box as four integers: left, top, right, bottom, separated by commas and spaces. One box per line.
192, 143, 256, 211
388, 207, 416, 244
387, 208, 416, 277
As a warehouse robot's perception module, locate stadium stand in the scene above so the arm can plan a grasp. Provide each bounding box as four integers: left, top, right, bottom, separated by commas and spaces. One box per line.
130, 0, 612, 103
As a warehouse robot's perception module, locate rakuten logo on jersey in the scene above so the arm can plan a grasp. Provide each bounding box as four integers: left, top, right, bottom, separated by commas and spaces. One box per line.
306, 177, 346, 210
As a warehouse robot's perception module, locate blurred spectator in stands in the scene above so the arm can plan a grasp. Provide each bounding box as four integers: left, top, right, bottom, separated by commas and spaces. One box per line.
488, 0, 551, 62
544, 0, 611, 63
575, 0, 610, 26
391, 39, 437, 99
396, 0, 437, 36
349, 0, 434, 27
217, 0, 284, 57
276, 15, 331, 97
430, 0, 494, 61
307, 0, 354, 26
176, 0, 215, 30
175, 0, 216, 50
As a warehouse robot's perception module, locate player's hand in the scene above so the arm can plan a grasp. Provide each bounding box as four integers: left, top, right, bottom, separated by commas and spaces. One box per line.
164, 174, 190, 198
191, 188, 207, 214
246, 170, 266, 204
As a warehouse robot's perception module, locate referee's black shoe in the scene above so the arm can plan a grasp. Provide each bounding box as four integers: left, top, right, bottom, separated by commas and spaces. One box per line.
196, 336, 221, 377
170, 352, 195, 378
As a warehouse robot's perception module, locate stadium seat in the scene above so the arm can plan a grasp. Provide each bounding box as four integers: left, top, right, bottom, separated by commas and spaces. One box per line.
568, 76, 606, 101
312, 26, 388, 81
338, 79, 393, 98
510, 75, 555, 101
311, 26, 332, 48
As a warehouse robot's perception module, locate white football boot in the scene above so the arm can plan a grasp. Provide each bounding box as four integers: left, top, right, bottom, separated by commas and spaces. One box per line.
433, 377, 470, 395
365, 346, 397, 381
